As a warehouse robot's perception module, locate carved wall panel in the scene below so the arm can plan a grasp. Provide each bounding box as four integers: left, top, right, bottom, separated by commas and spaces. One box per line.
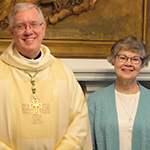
0, 0, 149, 58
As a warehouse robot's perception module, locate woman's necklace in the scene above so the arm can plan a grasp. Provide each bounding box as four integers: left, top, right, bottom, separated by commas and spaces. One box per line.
116, 91, 138, 122
24, 70, 42, 114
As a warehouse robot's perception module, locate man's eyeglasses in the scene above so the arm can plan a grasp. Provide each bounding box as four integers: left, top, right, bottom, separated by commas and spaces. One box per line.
12, 22, 44, 32
116, 54, 143, 65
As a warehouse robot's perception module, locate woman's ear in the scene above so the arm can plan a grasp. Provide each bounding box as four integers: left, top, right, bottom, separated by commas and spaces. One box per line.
111, 58, 115, 66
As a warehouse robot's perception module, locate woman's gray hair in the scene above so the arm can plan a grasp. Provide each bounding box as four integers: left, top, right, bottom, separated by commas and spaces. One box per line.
107, 37, 150, 67
8, 3, 45, 27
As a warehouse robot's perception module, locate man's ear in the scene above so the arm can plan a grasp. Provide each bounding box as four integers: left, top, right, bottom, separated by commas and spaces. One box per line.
42, 22, 47, 36
9, 28, 14, 36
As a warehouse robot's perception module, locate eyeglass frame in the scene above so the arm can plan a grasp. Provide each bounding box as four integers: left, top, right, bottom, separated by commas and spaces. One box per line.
11, 21, 44, 32
115, 54, 143, 65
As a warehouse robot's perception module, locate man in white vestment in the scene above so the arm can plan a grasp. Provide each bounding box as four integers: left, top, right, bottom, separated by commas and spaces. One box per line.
0, 2, 92, 150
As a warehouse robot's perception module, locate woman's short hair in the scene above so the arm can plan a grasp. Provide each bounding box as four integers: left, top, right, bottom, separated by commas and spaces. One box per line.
107, 37, 150, 67
8, 3, 45, 27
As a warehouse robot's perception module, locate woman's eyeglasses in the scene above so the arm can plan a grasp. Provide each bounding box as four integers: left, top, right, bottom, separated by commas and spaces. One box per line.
116, 54, 143, 65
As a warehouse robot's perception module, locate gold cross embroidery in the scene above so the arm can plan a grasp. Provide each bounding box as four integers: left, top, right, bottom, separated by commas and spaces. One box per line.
23, 70, 50, 124
29, 95, 42, 114
22, 96, 50, 124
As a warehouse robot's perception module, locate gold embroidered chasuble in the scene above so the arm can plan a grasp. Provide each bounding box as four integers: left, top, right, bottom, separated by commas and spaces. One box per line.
0, 42, 92, 150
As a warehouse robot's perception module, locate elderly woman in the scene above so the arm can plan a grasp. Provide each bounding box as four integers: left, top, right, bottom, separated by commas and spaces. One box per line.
87, 37, 150, 150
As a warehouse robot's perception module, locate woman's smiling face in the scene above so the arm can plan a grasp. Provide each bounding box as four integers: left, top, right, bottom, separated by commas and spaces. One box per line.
114, 50, 142, 82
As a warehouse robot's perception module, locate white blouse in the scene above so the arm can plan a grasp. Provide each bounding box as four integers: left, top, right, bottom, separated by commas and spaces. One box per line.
115, 90, 140, 150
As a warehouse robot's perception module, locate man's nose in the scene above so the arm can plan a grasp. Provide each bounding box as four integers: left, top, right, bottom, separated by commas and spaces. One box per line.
24, 25, 33, 34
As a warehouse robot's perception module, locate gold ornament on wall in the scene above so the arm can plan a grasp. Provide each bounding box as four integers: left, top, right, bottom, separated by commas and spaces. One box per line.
0, 0, 149, 59
38, 0, 97, 24
0, 0, 97, 29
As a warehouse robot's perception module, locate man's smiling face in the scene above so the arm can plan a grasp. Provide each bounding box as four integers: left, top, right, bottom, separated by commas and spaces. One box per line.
10, 7, 46, 59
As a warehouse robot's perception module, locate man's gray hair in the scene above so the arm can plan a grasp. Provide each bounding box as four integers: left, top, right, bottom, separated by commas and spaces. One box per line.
8, 3, 45, 27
